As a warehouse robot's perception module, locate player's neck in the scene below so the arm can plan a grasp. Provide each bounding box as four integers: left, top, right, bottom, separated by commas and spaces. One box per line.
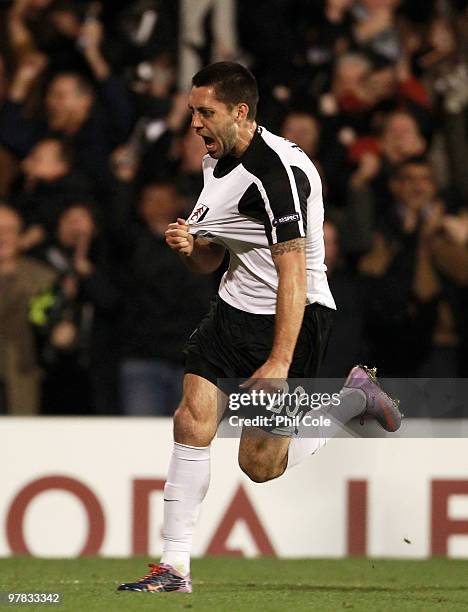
231, 121, 257, 158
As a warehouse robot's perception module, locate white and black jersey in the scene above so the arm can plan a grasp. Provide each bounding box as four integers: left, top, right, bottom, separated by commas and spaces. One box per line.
187, 126, 336, 314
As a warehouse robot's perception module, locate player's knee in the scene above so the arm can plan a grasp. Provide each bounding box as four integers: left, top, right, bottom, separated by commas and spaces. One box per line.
238, 455, 281, 483
174, 399, 215, 445
174, 401, 200, 434
175, 395, 205, 424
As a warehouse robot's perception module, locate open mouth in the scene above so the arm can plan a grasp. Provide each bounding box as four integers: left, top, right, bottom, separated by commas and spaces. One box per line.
201, 135, 216, 150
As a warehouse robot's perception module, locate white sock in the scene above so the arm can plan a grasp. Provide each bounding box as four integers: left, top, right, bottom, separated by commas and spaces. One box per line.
286, 435, 327, 469
160, 442, 210, 575
327, 387, 366, 423
286, 387, 366, 470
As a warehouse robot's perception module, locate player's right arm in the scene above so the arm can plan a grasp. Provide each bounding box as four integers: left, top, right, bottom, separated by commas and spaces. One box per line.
165, 218, 225, 274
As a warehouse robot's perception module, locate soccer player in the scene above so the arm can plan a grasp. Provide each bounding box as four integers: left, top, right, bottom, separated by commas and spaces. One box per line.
118, 62, 401, 594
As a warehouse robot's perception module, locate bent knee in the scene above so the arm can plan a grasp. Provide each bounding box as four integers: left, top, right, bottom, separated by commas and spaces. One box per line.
174, 401, 189, 424
174, 400, 216, 446
174, 399, 204, 426
238, 456, 284, 483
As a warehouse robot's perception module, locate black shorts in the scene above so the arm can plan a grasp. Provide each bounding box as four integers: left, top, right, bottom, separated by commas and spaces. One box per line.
184, 296, 334, 387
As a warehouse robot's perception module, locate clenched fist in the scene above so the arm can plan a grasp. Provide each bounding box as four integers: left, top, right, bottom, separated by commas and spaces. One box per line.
165, 218, 194, 256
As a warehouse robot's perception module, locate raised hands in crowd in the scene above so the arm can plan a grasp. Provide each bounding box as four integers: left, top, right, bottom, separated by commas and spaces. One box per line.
1, 0, 468, 414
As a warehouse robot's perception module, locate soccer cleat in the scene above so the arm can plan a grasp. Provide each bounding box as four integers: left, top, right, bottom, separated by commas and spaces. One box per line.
344, 365, 402, 432
117, 563, 192, 593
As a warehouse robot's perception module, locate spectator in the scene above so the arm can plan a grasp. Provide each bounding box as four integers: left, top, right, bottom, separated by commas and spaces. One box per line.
430, 210, 468, 286
369, 110, 428, 209
178, 0, 239, 91
380, 110, 427, 166
346, 156, 443, 249
341, 151, 381, 256
419, 16, 468, 201
11, 138, 93, 251
318, 52, 375, 204
0, 204, 56, 414
301, 0, 354, 71
318, 44, 432, 205
320, 219, 365, 377
357, 158, 443, 376
6, 0, 96, 75
429, 208, 468, 376
110, 147, 214, 415
137, 93, 192, 187
0, 14, 133, 187
113, 1, 178, 72
352, 0, 401, 62
281, 111, 321, 162
280, 110, 331, 195
31, 202, 119, 414
175, 124, 210, 210
6, 0, 60, 61
0, 0, 466, 410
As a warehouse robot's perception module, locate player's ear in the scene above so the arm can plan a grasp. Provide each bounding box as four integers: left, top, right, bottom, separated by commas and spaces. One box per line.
236, 102, 249, 122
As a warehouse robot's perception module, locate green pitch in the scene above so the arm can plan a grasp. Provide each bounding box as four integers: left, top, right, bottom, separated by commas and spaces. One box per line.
1, 557, 468, 612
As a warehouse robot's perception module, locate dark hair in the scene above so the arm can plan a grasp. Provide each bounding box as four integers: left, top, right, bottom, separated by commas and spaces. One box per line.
380, 109, 418, 135
60, 201, 98, 223
281, 110, 319, 127
395, 156, 432, 175
192, 62, 259, 120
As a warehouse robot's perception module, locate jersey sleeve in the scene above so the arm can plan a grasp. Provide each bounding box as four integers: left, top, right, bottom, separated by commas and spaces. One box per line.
242, 139, 309, 245
260, 160, 313, 244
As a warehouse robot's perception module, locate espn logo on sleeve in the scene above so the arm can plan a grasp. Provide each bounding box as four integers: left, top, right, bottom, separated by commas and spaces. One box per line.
272, 213, 301, 227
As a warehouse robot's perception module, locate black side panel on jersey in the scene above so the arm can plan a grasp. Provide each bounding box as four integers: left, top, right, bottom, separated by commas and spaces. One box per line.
241, 131, 304, 245
291, 166, 310, 233
237, 182, 273, 243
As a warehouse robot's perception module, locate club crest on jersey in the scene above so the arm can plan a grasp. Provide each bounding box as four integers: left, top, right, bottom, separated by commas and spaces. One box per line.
188, 204, 209, 223
272, 213, 301, 226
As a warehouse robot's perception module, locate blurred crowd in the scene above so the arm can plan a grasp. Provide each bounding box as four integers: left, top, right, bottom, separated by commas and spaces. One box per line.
0, 0, 467, 416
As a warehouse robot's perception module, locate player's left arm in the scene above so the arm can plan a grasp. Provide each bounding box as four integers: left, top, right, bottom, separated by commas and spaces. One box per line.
241, 237, 306, 387
269, 236, 307, 366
